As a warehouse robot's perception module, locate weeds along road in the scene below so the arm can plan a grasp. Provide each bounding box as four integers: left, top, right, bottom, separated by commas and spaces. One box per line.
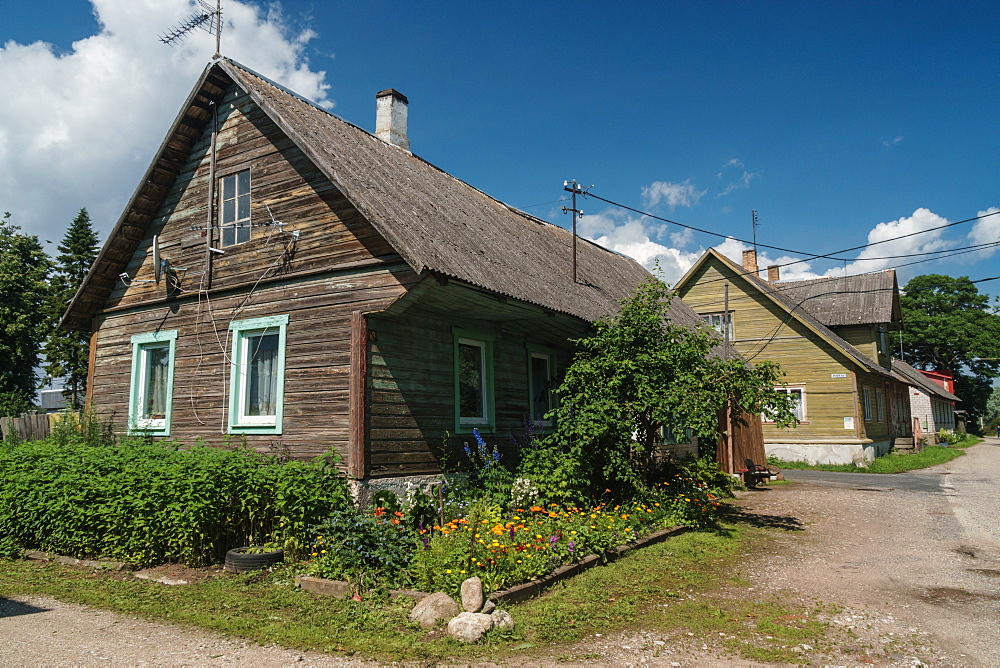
746, 437, 1000, 665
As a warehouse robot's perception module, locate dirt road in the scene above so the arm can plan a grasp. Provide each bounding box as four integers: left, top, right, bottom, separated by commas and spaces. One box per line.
754, 437, 1000, 665
2, 440, 998, 666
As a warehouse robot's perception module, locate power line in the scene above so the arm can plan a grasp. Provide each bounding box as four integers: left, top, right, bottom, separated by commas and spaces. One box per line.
580, 188, 1000, 272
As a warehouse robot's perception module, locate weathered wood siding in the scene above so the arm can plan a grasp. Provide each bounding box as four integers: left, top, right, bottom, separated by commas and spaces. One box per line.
88, 80, 416, 460
676, 259, 867, 443
103, 85, 399, 312
366, 283, 587, 477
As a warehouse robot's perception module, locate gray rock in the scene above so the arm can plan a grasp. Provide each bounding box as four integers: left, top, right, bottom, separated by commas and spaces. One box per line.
447, 611, 494, 643
408, 592, 459, 628
460, 576, 484, 612
481, 599, 496, 614
490, 609, 515, 631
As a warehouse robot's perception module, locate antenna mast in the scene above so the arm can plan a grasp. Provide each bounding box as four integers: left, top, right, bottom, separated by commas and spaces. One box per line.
751, 209, 759, 252
160, 0, 223, 58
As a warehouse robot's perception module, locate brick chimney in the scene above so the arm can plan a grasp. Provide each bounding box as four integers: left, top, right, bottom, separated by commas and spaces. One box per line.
767, 264, 780, 282
742, 249, 759, 275
375, 89, 409, 151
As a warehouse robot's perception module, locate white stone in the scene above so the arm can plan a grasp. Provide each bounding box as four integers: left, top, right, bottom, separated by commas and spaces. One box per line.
409, 592, 459, 628
447, 612, 494, 643
460, 576, 484, 612
490, 609, 514, 631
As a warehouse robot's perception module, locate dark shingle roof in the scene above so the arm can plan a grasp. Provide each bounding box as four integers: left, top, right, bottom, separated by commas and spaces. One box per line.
774, 271, 902, 330
676, 249, 894, 378
891, 359, 961, 402
63, 58, 703, 331
223, 60, 653, 323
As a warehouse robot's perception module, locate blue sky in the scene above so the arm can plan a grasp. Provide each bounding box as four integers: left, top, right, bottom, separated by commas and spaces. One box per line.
2, 0, 998, 297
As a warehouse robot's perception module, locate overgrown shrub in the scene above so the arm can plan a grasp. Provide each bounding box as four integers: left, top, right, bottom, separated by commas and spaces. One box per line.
0, 439, 351, 567
308, 509, 418, 591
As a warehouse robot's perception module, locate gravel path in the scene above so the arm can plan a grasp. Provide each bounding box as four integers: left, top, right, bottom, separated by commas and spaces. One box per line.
0, 595, 370, 667
2, 439, 998, 666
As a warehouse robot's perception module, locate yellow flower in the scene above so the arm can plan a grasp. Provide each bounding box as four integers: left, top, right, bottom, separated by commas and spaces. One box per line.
624, 528, 632, 532
445, 569, 452, 574
570, 531, 577, 535
460, 570, 466, 574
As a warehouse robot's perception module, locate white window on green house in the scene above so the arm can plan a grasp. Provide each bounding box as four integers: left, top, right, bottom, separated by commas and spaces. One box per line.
876, 388, 886, 422
220, 168, 251, 246
454, 329, 495, 433
527, 348, 555, 427
862, 387, 873, 421
128, 330, 178, 435
228, 315, 288, 435
768, 386, 805, 422
700, 312, 733, 341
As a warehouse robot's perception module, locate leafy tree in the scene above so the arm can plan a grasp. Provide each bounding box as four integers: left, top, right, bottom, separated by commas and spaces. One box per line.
524, 277, 796, 500
983, 385, 1000, 431
893, 274, 1000, 425
43, 208, 99, 408
0, 212, 51, 415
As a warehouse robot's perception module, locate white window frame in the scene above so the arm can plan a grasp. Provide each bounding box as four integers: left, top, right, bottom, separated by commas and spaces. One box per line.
766, 385, 805, 423
453, 328, 495, 433
228, 315, 288, 435
527, 348, 555, 428
700, 312, 733, 341
128, 330, 178, 435
220, 168, 251, 246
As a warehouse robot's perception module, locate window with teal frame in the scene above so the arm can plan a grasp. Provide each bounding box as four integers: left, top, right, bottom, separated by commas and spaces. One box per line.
453, 328, 495, 433
526, 345, 556, 428
128, 330, 178, 435
228, 315, 288, 435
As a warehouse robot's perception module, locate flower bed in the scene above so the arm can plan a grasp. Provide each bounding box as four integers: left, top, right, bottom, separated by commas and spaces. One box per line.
305, 476, 723, 597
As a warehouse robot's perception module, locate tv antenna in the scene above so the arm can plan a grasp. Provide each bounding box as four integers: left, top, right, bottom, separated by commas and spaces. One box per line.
751, 209, 759, 252
160, 0, 223, 59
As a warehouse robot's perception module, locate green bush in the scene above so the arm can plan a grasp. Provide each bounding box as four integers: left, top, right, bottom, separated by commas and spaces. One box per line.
0, 439, 352, 567
308, 509, 418, 591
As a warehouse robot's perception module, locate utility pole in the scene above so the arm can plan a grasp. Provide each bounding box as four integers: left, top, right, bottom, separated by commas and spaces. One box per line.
562, 180, 588, 284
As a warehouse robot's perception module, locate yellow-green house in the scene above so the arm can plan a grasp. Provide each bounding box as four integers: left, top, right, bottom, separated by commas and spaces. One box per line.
673, 248, 912, 465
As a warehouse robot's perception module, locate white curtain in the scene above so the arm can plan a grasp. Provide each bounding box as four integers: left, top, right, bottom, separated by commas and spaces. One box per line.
143, 346, 169, 419
246, 333, 279, 416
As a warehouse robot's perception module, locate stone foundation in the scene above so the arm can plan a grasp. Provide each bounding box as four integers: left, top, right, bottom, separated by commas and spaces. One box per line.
765, 439, 892, 466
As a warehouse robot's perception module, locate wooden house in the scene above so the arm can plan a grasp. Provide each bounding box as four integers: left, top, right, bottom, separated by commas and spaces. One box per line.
62, 58, 717, 491
673, 248, 912, 465
891, 359, 960, 442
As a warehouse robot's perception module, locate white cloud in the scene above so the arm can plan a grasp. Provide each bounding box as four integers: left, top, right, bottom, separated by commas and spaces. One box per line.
882, 135, 904, 148
641, 179, 706, 210
0, 0, 330, 244
830, 208, 951, 277
583, 198, 1000, 291
717, 170, 756, 197
967, 207, 1000, 260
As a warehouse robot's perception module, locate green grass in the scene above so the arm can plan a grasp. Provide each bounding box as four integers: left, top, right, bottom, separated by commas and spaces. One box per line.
773, 439, 977, 474
0, 517, 849, 664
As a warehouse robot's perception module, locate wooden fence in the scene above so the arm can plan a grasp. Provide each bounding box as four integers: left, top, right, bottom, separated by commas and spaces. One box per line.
1, 413, 66, 442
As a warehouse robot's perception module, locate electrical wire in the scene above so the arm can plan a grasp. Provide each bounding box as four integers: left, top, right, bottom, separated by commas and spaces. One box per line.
578, 188, 1000, 275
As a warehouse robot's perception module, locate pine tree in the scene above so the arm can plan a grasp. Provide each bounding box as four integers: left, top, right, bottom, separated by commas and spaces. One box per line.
0, 212, 51, 415
43, 208, 99, 409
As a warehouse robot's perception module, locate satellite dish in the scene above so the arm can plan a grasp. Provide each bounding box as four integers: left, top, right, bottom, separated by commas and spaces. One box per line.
152, 235, 162, 283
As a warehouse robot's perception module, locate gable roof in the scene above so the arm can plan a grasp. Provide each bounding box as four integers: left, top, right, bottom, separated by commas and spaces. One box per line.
673, 248, 893, 378
774, 271, 902, 330
63, 58, 665, 331
891, 359, 961, 402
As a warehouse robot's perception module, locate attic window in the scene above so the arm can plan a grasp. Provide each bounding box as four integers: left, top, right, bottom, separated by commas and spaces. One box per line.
220, 169, 251, 246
